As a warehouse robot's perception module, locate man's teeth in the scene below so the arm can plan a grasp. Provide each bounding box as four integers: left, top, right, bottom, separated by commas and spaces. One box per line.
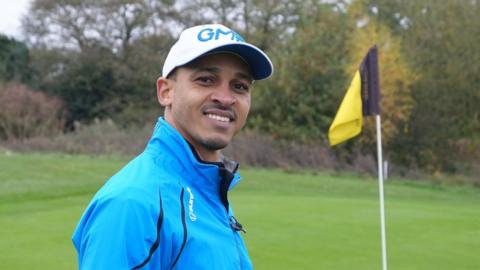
206, 114, 230, 122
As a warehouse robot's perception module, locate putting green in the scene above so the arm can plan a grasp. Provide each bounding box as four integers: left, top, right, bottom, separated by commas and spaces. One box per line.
0, 154, 478, 269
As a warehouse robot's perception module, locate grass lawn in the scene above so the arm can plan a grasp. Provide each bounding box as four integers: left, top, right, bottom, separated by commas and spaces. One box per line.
0, 153, 479, 269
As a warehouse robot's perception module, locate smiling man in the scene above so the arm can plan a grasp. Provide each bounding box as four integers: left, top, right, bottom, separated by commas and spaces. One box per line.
159, 53, 253, 162
72, 24, 273, 270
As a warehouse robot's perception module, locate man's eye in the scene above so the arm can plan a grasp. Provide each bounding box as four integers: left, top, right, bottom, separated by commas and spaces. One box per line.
196, 77, 214, 84
233, 83, 250, 92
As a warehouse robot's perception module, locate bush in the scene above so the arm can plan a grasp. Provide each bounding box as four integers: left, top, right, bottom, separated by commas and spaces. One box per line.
3, 118, 479, 185
224, 131, 381, 175
1, 118, 152, 156
0, 82, 65, 140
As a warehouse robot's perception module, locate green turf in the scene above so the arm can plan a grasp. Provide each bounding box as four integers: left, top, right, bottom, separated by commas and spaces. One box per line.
0, 153, 479, 269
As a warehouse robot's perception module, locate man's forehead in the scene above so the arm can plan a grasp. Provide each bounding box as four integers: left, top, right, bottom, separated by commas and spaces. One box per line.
185, 53, 254, 80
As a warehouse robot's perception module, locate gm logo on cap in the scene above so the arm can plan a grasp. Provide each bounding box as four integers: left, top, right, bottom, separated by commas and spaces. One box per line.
197, 27, 245, 43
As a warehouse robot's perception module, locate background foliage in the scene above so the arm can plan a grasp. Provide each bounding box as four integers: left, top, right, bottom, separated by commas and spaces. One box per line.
1, 0, 479, 177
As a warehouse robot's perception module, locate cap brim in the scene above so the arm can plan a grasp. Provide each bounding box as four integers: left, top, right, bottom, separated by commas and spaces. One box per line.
206, 44, 273, 80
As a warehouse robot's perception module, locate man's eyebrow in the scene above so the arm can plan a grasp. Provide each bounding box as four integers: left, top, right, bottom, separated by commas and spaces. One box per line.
190, 66, 220, 74
188, 66, 219, 80
235, 72, 254, 83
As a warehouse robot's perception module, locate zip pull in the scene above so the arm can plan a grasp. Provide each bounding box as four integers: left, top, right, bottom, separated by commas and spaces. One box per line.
229, 216, 247, 233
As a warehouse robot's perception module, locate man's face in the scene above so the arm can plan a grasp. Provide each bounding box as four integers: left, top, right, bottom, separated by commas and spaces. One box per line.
159, 53, 253, 160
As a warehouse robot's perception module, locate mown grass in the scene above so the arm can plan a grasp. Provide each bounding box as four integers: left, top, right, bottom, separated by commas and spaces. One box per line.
0, 153, 479, 269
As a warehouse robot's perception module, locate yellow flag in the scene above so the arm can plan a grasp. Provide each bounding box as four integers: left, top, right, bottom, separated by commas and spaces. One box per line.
328, 70, 363, 146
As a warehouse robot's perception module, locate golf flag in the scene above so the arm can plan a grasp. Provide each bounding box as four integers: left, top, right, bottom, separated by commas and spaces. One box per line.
328, 70, 363, 146
328, 46, 381, 146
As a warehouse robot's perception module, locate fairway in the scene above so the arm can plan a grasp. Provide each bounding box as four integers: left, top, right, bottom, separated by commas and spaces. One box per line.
1, 153, 479, 269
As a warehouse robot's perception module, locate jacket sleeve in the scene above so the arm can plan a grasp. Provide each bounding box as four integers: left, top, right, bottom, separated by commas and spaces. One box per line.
72, 191, 162, 270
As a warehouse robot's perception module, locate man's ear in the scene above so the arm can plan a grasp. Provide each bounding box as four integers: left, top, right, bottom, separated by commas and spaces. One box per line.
157, 77, 173, 106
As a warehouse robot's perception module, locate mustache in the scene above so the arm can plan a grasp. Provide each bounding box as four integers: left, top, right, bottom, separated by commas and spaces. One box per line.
202, 104, 236, 120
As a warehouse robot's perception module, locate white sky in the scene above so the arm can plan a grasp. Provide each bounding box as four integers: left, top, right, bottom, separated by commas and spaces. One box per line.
0, 0, 33, 39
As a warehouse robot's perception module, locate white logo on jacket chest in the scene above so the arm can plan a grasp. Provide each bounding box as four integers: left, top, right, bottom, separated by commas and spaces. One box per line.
186, 187, 197, 221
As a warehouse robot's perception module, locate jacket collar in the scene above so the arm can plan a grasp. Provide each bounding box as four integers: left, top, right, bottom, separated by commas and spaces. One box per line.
145, 117, 241, 191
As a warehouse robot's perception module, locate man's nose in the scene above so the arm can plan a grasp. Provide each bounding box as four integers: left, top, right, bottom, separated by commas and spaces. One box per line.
211, 83, 235, 106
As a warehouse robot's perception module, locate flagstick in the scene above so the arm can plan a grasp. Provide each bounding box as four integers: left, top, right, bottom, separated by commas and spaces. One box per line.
375, 114, 388, 270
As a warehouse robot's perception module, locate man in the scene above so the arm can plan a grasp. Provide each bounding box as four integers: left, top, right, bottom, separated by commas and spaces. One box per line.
72, 24, 273, 269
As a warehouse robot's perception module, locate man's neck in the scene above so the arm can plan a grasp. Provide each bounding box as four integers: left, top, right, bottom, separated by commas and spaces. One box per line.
192, 144, 221, 163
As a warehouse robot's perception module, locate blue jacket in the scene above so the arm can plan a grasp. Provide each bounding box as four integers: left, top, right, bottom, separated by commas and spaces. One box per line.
72, 117, 253, 269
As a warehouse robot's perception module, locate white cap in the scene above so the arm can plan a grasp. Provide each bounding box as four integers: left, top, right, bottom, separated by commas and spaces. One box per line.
162, 24, 273, 80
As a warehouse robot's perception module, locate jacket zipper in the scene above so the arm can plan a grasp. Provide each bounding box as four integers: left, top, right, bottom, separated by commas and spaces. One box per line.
229, 216, 246, 233
170, 188, 187, 269
228, 213, 246, 270
219, 164, 246, 269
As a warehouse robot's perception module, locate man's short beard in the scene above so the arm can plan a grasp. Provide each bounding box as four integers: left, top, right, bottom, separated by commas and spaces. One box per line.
201, 138, 228, 151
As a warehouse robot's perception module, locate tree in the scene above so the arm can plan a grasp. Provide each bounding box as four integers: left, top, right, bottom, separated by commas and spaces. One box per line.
248, 3, 350, 142
0, 35, 31, 83
22, 0, 307, 128
23, 0, 175, 127
344, 0, 415, 156
22, 0, 169, 53
367, 0, 480, 171
169, 0, 302, 51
